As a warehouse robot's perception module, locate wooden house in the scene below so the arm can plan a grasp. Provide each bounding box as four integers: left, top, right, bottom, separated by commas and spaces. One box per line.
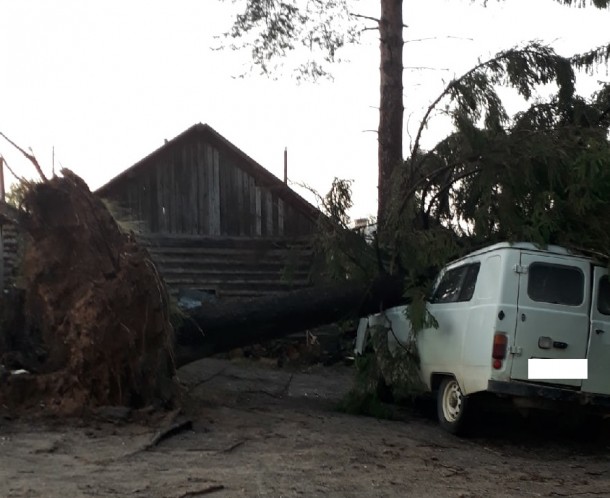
96, 123, 320, 299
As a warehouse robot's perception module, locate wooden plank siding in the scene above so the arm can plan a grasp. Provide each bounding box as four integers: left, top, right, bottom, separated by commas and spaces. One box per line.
101, 133, 315, 239
139, 234, 314, 299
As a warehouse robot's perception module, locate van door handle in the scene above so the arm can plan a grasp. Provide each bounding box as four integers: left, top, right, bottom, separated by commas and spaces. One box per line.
596, 329, 605, 335
553, 341, 568, 349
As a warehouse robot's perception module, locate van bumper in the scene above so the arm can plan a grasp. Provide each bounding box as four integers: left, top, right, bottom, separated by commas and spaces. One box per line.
487, 380, 610, 408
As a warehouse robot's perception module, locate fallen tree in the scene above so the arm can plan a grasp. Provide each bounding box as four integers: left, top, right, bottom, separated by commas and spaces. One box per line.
174, 273, 406, 367
0, 166, 409, 413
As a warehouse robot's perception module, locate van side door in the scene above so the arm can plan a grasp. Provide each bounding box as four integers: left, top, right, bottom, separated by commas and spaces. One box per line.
582, 267, 610, 395
510, 253, 590, 388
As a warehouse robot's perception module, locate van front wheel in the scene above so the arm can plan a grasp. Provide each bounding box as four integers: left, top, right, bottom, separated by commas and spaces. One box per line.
437, 377, 471, 435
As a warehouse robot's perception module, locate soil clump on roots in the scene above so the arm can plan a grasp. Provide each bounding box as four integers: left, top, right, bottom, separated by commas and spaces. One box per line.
0, 170, 179, 416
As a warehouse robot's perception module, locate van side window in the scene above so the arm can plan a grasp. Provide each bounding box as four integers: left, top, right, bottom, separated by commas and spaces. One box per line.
527, 263, 584, 306
598, 275, 610, 315
432, 263, 480, 303
459, 264, 481, 301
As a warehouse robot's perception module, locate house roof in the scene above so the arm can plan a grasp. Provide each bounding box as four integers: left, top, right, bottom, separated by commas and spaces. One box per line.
95, 123, 321, 221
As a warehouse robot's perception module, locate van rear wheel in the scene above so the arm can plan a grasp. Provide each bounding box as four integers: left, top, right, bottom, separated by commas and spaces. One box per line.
437, 377, 471, 435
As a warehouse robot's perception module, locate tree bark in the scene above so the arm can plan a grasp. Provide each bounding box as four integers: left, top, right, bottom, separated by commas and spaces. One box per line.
377, 0, 404, 230
174, 274, 406, 367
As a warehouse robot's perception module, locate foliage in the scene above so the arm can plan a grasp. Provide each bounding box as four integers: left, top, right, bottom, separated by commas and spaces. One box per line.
348, 43, 610, 397
336, 350, 394, 419
551, 0, 609, 7
5, 181, 32, 209
100, 198, 144, 234
309, 178, 378, 283
338, 321, 427, 415
220, 0, 360, 79
384, 43, 610, 311
223, 1, 610, 81
336, 388, 394, 419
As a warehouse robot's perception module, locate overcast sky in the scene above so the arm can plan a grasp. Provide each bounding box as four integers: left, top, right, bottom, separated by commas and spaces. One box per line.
1, 0, 609, 219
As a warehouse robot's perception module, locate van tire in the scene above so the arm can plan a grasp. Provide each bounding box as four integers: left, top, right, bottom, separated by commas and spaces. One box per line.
437, 377, 472, 435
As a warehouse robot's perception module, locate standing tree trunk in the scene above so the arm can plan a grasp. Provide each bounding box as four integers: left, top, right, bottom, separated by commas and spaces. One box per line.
377, 0, 404, 231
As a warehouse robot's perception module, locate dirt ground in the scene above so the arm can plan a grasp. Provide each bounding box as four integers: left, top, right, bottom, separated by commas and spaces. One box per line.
1, 357, 610, 498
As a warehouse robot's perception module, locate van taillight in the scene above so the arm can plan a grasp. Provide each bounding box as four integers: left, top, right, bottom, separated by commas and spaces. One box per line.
492, 333, 508, 360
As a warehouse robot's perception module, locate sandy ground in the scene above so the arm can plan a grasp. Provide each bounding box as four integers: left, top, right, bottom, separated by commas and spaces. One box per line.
1, 357, 610, 498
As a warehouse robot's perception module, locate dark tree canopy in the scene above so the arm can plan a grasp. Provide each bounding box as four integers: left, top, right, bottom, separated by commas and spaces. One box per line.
222, 0, 610, 229
553, 0, 609, 6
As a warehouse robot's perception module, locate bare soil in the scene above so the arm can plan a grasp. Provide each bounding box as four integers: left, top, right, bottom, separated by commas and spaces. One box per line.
1, 357, 610, 498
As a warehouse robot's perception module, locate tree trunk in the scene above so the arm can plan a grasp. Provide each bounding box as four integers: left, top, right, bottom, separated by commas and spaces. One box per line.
174, 274, 406, 367
377, 0, 404, 230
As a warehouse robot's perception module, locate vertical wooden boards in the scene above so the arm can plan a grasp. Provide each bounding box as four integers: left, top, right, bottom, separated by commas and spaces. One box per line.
205, 146, 211, 234
272, 194, 278, 236
265, 190, 273, 236
225, 160, 237, 235
207, 146, 221, 236
149, 166, 157, 232
236, 167, 244, 236
142, 170, 150, 232
242, 169, 251, 236
260, 187, 267, 236
218, 150, 229, 235
285, 205, 295, 237
278, 198, 284, 236
181, 147, 189, 233
165, 152, 176, 233
255, 186, 262, 236
100, 131, 321, 240
197, 140, 207, 235
249, 176, 256, 236
156, 161, 166, 233
188, 144, 198, 234
178, 147, 187, 233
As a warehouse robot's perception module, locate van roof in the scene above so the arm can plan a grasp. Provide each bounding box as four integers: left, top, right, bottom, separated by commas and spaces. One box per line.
448, 242, 593, 266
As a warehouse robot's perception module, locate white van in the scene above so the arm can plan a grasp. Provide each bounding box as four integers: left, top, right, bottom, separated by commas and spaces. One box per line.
354, 242, 610, 434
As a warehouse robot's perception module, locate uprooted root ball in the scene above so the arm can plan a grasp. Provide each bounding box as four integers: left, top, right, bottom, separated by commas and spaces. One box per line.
0, 170, 179, 415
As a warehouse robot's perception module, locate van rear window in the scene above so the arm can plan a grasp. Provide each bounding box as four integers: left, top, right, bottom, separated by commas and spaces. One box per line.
432, 263, 480, 303
598, 275, 610, 316
527, 263, 584, 306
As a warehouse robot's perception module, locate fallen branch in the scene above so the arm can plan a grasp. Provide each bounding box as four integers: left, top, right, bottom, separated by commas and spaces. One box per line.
549, 491, 610, 497
0, 155, 27, 183
0, 132, 48, 181
221, 440, 246, 453
240, 373, 294, 400
184, 368, 228, 392
177, 484, 225, 497
145, 418, 193, 451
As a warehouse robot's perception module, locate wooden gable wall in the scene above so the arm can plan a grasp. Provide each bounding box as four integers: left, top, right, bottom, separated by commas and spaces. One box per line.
103, 134, 316, 238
